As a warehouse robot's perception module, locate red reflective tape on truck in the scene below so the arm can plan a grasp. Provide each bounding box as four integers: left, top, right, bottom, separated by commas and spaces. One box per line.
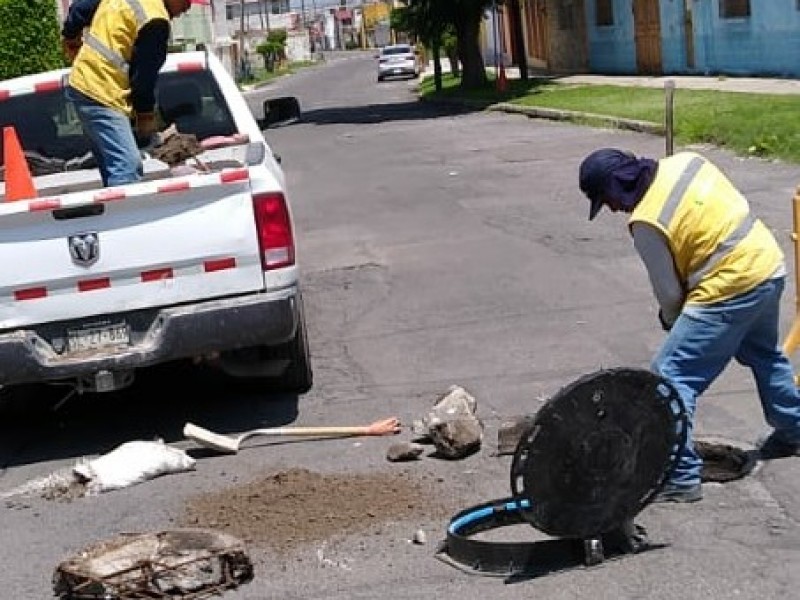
158, 180, 191, 193
14, 287, 47, 301
141, 268, 174, 282
28, 198, 63, 212
95, 189, 127, 202
34, 80, 62, 93
220, 169, 249, 183
177, 62, 204, 72
204, 258, 236, 272
0, 90, 10, 101
78, 278, 111, 292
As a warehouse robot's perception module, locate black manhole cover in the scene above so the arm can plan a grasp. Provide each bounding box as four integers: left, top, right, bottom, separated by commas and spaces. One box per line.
696, 440, 757, 482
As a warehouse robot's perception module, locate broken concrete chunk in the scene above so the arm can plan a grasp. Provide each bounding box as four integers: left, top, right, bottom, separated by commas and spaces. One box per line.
386, 441, 425, 462
497, 415, 537, 456
429, 417, 483, 459
432, 385, 477, 417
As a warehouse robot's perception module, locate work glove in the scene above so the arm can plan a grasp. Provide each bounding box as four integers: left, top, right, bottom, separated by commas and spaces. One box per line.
134, 111, 160, 147
658, 309, 673, 332
62, 37, 82, 64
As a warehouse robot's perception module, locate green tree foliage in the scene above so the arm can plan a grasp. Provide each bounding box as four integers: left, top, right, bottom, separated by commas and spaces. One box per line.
0, 0, 63, 80
256, 29, 288, 72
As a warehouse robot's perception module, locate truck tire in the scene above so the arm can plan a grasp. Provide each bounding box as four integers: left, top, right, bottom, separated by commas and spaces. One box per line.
273, 295, 313, 393
216, 293, 313, 394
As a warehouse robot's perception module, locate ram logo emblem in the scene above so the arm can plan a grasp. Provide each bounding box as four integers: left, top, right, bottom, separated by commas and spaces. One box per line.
68, 232, 100, 266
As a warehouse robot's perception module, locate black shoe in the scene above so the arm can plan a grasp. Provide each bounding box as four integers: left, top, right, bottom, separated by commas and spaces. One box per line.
650, 483, 703, 504
758, 432, 800, 459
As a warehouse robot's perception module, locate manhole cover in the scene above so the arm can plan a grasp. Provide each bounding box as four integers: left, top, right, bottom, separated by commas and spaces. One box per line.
696, 440, 757, 482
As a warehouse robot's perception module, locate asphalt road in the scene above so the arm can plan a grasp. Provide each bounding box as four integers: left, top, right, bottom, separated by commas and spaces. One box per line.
2, 51, 800, 599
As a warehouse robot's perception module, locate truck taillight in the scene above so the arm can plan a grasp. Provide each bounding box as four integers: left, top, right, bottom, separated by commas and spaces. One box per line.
252, 192, 295, 270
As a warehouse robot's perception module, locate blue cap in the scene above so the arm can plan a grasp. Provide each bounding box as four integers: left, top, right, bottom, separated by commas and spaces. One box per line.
579, 149, 636, 220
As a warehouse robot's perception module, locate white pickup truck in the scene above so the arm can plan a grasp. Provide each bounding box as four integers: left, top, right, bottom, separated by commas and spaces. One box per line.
0, 50, 312, 395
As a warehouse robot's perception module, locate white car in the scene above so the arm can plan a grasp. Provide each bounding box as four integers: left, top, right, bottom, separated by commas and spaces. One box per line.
377, 44, 420, 82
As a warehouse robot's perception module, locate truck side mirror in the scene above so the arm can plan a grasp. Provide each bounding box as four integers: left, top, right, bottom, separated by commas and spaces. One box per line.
257, 96, 301, 130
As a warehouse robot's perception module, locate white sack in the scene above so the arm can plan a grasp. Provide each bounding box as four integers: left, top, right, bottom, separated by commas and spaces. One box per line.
73, 440, 196, 495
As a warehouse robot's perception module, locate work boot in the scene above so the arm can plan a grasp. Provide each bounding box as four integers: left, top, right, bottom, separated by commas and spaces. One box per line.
758, 432, 800, 459
650, 482, 703, 504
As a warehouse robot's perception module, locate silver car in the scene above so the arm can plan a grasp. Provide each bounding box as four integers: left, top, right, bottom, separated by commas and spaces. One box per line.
377, 44, 420, 82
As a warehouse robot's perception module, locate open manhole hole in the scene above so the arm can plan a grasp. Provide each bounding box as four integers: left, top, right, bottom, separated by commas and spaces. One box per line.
696, 439, 757, 483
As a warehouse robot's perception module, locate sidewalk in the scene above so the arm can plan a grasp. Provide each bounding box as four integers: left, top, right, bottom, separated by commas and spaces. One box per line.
426, 61, 800, 95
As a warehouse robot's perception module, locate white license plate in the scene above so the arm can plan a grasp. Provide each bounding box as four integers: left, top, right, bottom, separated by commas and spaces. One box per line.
67, 323, 130, 352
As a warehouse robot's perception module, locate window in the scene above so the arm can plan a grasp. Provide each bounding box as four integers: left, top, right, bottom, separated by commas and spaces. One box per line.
596, 0, 613, 27
720, 0, 750, 18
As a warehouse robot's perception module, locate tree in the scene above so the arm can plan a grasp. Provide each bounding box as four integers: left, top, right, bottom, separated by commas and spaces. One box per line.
391, 0, 448, 91
256, 29, 287, 72
0, 0, 62, 79
396, 0, 493, 90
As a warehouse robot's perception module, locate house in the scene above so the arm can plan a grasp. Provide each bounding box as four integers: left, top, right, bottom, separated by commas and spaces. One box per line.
493, 0, 800, 78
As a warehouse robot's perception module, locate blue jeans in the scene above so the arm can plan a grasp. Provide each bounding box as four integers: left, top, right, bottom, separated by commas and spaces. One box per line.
65, 86, 142, 187
653, 276, 800, 487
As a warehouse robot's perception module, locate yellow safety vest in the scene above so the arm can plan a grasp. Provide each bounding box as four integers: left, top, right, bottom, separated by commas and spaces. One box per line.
628, 152, 783, 305
68, 0, 170, 116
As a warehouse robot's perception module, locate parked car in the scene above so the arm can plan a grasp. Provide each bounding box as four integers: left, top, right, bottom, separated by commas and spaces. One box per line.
376, 44, 420, 82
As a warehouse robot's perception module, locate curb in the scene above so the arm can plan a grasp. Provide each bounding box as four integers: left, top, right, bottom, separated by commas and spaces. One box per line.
419, 95, 664, 136
487, 103, 664, 135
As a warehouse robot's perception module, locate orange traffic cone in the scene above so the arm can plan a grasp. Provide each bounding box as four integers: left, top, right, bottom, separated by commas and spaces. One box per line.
496, 63, 508, 93
3, 126, 36, 202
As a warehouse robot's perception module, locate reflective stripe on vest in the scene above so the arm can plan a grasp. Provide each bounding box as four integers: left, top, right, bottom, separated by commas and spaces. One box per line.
82, 0, 148, 76
655, 155, 756, 291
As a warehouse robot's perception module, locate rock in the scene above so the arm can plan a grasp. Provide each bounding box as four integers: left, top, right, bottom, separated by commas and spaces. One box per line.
431, 385, 477, 417
496, 415, 537, 456
413, 385, 479, 442
386, 442, 425, 462
429, 417, 483, 459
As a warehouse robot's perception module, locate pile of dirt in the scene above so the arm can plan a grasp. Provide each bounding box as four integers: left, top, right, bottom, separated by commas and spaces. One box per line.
179, 468, 453, 554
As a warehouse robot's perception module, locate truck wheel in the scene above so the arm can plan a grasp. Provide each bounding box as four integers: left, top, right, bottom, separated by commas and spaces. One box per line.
216, 295, 313, 394
274, 296, 313, 393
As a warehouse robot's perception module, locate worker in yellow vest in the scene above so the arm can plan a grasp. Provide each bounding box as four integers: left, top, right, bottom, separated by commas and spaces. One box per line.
61, 0, 196, 186
579, 148, 800, 503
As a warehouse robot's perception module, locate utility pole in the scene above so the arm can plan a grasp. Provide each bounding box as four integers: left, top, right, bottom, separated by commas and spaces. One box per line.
239, 0, 246, 79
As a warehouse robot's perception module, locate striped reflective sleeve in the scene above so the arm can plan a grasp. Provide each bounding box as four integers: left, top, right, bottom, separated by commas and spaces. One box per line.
83, 32, 129, 74
123, 0, 148, 26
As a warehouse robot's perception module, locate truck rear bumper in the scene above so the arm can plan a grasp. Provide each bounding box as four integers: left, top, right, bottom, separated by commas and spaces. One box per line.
0, 288, 299, 386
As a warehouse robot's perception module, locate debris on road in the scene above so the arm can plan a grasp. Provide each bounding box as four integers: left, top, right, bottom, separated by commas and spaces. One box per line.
410, 385, 483, 459
429, 418, 483, 459
496, 415, 536, 455
52, 528, 253, 599
2, 440, 196, 503
386, 441, 425, 462
73, 440, 196, 495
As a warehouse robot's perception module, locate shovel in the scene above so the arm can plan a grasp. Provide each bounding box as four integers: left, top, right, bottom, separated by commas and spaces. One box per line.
183, 417, 402, 454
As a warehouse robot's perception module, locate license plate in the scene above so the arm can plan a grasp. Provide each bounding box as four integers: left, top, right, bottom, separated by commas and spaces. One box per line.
67, 323, 130, 352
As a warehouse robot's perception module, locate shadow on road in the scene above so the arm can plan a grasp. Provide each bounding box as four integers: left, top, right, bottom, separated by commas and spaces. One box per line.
0, 361, 300, 468
296, 99, 478, 126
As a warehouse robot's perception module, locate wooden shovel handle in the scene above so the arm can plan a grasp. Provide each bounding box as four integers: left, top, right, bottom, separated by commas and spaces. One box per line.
247, 417, 401, 438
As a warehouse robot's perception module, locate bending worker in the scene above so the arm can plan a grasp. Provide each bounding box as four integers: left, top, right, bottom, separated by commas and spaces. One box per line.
578, 148, 800, 503
61, 0, 195, 187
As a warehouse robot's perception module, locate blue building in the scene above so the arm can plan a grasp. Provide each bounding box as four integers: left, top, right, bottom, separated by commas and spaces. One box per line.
500, 1, 800, 78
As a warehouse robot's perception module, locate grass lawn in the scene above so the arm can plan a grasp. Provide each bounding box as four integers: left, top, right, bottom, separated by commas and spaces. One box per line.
419, 73, 800, 164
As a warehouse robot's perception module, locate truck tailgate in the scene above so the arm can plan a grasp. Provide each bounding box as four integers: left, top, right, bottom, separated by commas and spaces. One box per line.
0, 169, 265, 329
